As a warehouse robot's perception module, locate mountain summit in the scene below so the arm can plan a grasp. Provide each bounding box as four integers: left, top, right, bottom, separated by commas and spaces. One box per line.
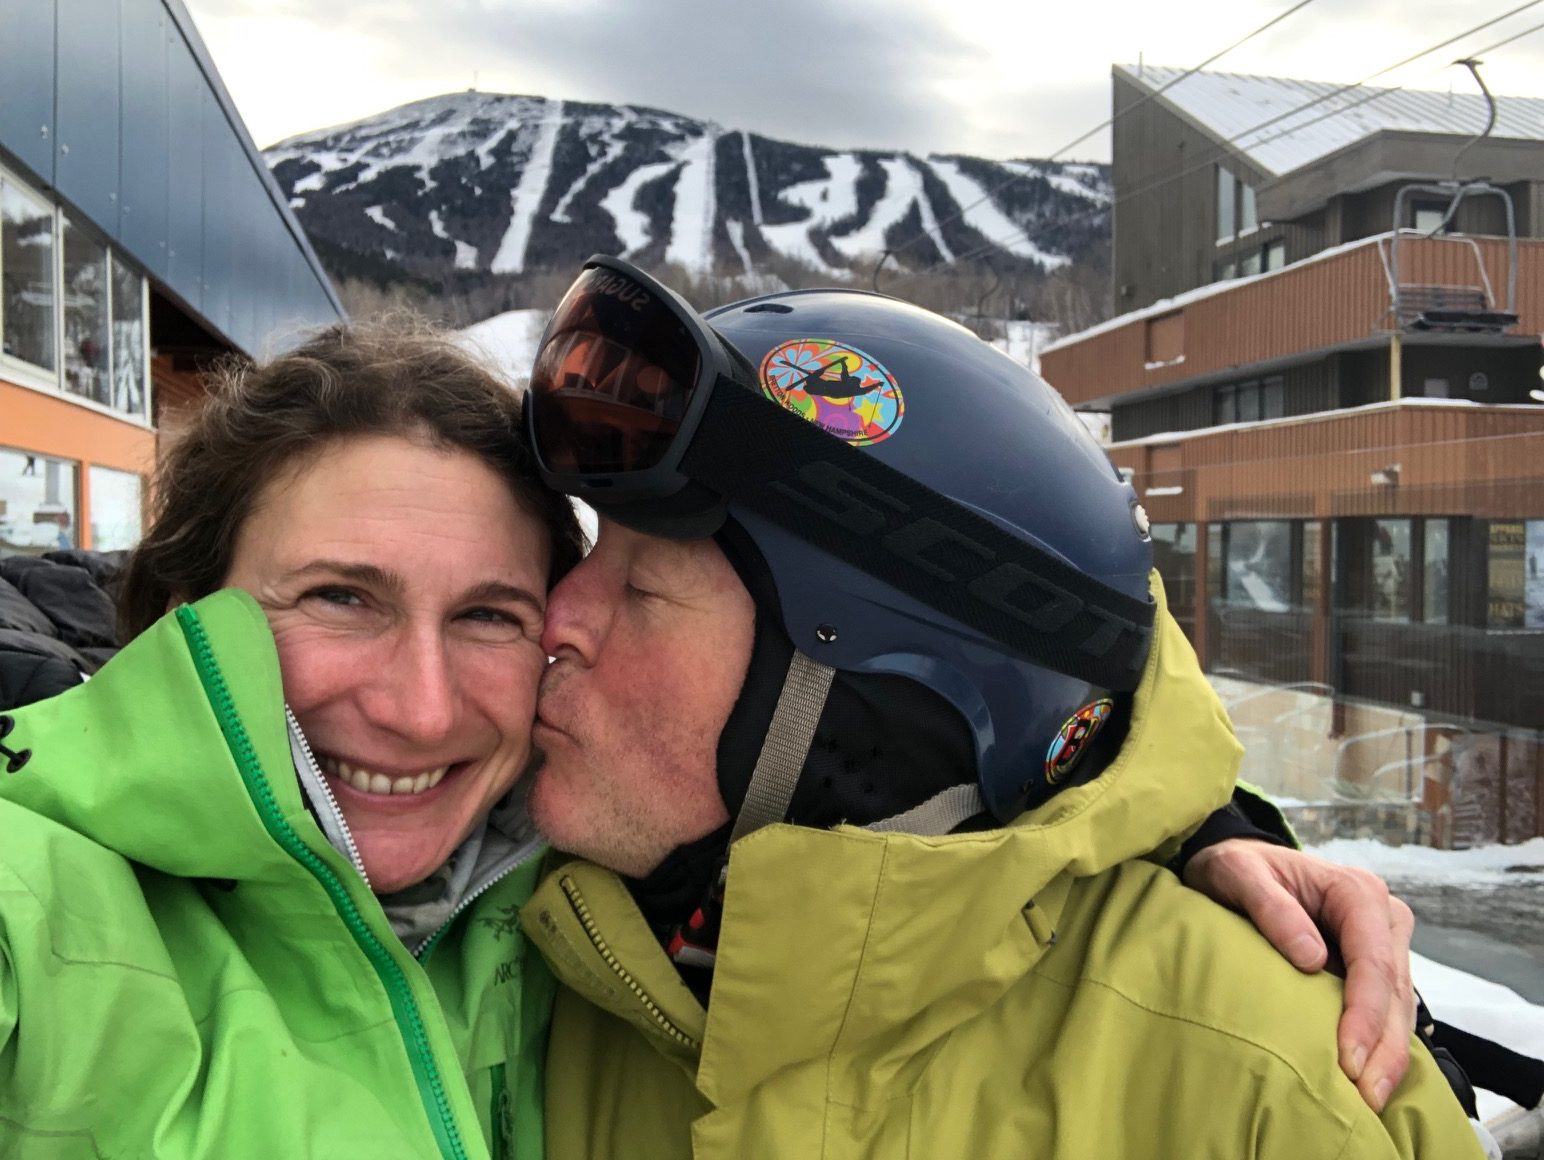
264, 92, 1110, 285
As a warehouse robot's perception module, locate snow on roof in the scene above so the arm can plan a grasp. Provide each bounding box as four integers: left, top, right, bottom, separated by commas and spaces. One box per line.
1119, 64, 1544, 176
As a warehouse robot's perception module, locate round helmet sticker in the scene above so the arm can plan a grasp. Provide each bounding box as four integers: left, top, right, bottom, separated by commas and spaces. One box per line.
758, 338, 904, 446
1045, 699, 1115, 785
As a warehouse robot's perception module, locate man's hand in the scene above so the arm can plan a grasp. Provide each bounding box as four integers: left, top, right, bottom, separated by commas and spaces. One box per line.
1183, 839, 1416, 1113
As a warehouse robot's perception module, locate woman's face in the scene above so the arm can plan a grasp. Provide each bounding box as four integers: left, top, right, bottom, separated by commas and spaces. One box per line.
223, 434, 552, 894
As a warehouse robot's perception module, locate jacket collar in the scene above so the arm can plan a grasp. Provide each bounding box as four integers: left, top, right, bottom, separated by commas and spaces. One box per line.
527, 576, 1245, 1104
0, 590, 329, 883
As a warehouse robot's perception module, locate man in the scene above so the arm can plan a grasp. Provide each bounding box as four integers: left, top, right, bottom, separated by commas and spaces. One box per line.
518, 257, 1479, 1158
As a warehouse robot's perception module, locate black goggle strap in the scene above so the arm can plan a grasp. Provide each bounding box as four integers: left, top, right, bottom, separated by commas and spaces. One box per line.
680, 383, 1155, 692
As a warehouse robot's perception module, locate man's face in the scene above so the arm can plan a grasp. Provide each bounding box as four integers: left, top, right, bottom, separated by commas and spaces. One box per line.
528, 519, 756, 878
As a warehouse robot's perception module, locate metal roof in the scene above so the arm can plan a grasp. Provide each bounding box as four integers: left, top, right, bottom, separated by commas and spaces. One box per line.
1118, 64, 1544, 176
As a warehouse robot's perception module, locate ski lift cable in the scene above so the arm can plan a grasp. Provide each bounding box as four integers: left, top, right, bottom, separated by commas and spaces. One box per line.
882, 3, 1544, 297
870, 0, 1322, 287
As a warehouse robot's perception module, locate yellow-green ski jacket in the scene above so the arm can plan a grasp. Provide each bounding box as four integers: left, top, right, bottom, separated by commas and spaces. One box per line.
523, 593, 1482, 1160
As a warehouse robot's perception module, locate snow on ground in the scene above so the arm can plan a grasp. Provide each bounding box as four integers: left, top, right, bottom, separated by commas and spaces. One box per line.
454, 240, 478, 270
761, 154, 862, 276
1314, 837, 1544, 886
600, 160, 677, 258
491, 99, 563, 275
928, 159, 1069, 270
1316, 838, 1544, 1122
1412, 953, 1544, 1123
665, 133, 717, 273
831, 157, 952, 263
990, 319, 1059, 373
457, 308, 547, 387
364, 205, 396, 231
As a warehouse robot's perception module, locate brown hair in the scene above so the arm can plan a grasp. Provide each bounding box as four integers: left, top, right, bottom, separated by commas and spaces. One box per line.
119, 317, 585, 639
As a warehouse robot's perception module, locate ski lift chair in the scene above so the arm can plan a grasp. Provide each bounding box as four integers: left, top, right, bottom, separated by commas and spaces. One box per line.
1387, 182, 1519, 334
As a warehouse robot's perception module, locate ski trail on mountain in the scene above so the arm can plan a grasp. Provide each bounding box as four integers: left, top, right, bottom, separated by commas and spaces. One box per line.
666, 132, 716, 272
492, 98, 563, 274
601, 160, 677, 256
831, 157, 952, 263
742, 131, 764, 226
552, 110, 633, 225
927, 159, 1069, 270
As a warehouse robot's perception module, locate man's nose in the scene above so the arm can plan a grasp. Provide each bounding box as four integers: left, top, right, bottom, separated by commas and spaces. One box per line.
541, 562, 611, 664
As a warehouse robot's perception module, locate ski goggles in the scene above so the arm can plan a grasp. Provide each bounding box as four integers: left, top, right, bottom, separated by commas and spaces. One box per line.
525, 255, 1154, 689
526, 255, 749, 524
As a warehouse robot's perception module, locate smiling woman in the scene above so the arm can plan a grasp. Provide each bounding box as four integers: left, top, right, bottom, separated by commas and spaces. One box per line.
0, 320, 583, 1158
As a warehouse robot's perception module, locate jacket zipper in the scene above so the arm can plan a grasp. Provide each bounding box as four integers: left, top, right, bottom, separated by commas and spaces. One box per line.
414, 860, 523, 961
286, 705, 370, 888
177, 605, 470, 1160
558, 874, 700, 1050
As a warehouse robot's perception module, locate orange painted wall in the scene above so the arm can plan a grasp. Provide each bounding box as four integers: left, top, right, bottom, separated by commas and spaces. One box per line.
1, 376, 157, 550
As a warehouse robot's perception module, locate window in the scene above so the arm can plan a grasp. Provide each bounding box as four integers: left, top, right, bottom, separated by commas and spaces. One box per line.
1216, 167, 1236, 243
1240, 250, 1263, 277
1412, 201, 1448, 234
62, 216, 111, 408
1265, 241, 1286, 271
1213, 259, 1238, 282
1262, 376, 1284, 420
1221, 521, 1293, 611
1215, 384, 1237, 425
1240, 183, 1259, 234
1238, 381, 1262, 422
1423, 519, 1449, 624
87, 465, 143, 551
111, 259, 147, 418
1, 174, 56, 372
0, 167, 150, 423
1303, 520, 1322, 609
1150, 523, 1198, 635
1371, 519, 1412, 621
0, 446, 79, 556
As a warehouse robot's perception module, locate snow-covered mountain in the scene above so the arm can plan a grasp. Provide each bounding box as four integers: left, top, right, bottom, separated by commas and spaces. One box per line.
264, 92, 1111, 282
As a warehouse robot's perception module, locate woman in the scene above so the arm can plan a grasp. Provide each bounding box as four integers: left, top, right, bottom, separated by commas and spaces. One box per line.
0, 321, 581, 1158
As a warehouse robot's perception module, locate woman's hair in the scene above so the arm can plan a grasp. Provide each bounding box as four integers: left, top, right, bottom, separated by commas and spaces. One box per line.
118, 317, 586, 639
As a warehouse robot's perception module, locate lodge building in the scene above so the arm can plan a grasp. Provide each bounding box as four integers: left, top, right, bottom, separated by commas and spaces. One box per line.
1040, 66, 1544, 841
0, 0, 342, 554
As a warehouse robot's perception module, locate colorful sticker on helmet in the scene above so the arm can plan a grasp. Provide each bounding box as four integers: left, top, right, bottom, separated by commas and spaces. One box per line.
1045, 699, 1115, 785
759, 338, 904, 446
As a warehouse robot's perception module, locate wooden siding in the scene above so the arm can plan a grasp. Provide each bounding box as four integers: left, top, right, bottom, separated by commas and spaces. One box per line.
1043, 234, 1544, 407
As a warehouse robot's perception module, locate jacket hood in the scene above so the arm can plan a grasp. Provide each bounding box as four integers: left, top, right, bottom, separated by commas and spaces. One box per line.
527, 577, 1245, 1105
0, 590, 322, 883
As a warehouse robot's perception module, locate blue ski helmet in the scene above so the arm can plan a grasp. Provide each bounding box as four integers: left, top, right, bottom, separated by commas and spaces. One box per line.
699, 289, 1155, 822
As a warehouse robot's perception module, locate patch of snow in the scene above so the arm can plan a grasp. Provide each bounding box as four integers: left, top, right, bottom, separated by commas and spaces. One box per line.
365, 205, 396, 232
454, 240, 478, 270
383, 248, 399, 261
742, 131, 764, 226
492, 99, 564, 275
428, 209, 449, 239
457, 308, 548, 387
1413, 953, 1544, 1124
830, 157, 952, 264
289, 197, 305, 209
726, 219, 754, 276
1311, 837, 1544, 887
760, 153, 863, 276
927, 159, 1069, 270
293, 170, 328, 194
552, 124, 630, 224
600, 160, 678, 258
1002, 160, 1111, 205
666, 132, 716, 272
989, 319, 1059, 372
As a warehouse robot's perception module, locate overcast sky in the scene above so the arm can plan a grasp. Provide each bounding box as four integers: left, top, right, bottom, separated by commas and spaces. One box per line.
184, 0, 1544, 161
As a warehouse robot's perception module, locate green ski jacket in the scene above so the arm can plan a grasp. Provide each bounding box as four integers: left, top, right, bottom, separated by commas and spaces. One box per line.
523, 594, 1484, 1160
0, 590, 551, 1159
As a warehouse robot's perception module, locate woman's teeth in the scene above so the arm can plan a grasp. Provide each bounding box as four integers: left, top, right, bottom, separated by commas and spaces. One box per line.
322, 756, 450, 796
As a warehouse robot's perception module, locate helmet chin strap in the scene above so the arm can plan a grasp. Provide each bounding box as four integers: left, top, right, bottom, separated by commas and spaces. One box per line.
729, 650, 835, 843
729, 650, 988, 843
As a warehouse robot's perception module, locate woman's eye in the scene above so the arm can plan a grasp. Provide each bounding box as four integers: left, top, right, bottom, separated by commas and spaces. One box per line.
307, 587, 363, 607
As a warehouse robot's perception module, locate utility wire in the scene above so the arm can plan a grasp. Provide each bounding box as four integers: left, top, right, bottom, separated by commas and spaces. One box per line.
881, 1, 1544, 297
870, 0, 1321, 285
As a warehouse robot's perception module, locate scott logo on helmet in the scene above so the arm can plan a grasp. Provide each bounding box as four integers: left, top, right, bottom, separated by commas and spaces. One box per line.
768, 460, 1147, 668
